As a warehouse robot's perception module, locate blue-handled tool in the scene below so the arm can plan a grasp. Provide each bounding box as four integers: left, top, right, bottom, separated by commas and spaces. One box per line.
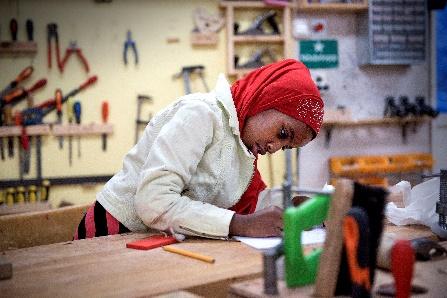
73, 101, 82, 158
123, 30, 138, 65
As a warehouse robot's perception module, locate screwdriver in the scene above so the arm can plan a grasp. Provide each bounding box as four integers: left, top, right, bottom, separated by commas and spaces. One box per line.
14, 111, 30, 175
101, 101, 109, 151
40, 179, 50, 201
0, 109, 4, 160
2, 78, 47, 107
67, 98, 74, 166
73, 101, 82, 158
55, 89, 63, 149
26, 19, 34, 41
0, 66, 33, 98
4, 107, 14, 158
10, 18, 18, 41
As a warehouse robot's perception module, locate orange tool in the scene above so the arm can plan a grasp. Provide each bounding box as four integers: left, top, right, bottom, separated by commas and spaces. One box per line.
101, 101, 109, 151
0, 66, 34, 97
342, 207, 371, 298
14, 112, 30, 177
1, 79, 47, 108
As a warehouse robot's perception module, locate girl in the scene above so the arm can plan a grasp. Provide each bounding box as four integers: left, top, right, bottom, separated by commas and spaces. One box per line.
74, 59, 323, 240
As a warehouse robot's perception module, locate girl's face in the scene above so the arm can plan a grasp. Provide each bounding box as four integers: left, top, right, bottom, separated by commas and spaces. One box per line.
241, 109, 314, 156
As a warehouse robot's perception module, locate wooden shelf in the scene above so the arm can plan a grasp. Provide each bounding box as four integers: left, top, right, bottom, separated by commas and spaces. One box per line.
0, 124, 50, 137
220, 1, 294, 8
0, 41, 37, 54
233, 34, 285, 43
220, 0, 293, 77
0, 123, 112, 137
52, 123, 113, 136
322, 116, 431, 146
323, 116, 431, 127
295, 2, 368, 13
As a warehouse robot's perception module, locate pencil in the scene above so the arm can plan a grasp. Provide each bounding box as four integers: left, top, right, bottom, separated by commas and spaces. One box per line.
162, 245, 215, 263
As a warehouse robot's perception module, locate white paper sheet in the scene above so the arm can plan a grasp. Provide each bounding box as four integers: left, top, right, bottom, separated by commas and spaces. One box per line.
234, 228, 326, 250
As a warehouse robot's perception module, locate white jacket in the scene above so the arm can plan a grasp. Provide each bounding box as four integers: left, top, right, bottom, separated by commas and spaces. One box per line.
97, 74, 262, 239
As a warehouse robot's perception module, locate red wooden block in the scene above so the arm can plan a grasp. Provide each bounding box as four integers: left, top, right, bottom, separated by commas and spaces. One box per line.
126, 235, 178, 250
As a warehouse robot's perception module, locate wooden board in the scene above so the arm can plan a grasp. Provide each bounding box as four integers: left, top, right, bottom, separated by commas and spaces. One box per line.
314, 179, 354, 297
0, 201, 51, 216
0, 203, 90, 251
229, 242, 447, 298
0, 234, 263, 297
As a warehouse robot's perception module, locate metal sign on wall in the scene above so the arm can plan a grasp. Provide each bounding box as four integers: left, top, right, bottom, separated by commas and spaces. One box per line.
369, 0, 427, 64
299, 39, 338, 69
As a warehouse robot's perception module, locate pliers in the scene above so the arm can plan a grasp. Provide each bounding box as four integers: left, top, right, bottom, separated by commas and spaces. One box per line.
47, 23, 62, 71
60, 41, 90, 73
123, 30, 138, 65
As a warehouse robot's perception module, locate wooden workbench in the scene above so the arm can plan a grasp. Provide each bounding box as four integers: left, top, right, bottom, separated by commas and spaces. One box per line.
0, 233, 263, 297
0, 225, 442, 297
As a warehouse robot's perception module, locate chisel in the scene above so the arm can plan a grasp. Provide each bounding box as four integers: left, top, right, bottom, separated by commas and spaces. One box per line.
55, 89, 63, 149
67, 98, 74, 166
101, 101, 109, 151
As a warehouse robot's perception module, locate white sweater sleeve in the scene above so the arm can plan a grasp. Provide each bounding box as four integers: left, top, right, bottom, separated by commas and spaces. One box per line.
134, 101, 235, 238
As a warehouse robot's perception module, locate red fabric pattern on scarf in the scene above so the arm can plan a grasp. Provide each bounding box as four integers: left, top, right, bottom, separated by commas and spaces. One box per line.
229, 59, 323, 215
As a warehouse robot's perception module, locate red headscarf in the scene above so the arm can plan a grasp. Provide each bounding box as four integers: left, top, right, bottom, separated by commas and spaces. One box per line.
229, 59, 323, 215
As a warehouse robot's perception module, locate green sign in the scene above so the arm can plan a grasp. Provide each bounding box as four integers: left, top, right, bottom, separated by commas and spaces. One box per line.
299, 39, 338, 69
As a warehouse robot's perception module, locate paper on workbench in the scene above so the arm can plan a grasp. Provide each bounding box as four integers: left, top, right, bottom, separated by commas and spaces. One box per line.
233, 228, 326, 250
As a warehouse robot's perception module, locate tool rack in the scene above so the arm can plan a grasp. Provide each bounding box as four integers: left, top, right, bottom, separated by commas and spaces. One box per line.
322, 116, 432, 147
0, 123, 113, 180
220, 1, 293, 78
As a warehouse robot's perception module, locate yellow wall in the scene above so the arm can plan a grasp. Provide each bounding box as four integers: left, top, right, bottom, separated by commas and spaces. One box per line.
0, 0, 286, 206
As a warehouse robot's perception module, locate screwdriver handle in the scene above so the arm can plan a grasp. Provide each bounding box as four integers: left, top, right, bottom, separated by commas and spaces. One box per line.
27, 79, 47, 94
66, 98, 74, 123
10, 19, 18, 41
73, 101, 81, 124
55, 89, 63, 113
102, 101, 109, 124
16, 66, 34, 83
3, 88, 25, 104
79, 76, 98, 90
26, 19, 34, 41
14, 111, 22, 126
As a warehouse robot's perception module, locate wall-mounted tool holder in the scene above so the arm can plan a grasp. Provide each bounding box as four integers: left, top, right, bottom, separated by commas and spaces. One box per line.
0, 175, 113, 215
219, 1, 292, 78
0, 41, 37, 54
52, 123, 113, 136
322, 116, 431, 147
0, 19, 37, 55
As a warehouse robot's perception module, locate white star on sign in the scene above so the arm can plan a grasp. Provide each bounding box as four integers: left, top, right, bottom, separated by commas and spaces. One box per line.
314, 41, 324, 53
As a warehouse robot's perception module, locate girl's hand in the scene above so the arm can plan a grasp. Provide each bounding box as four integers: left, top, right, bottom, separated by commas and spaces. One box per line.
229, 206, 283, 237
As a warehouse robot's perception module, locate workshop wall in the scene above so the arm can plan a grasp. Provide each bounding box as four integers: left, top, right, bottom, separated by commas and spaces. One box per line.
0, 0, 440, 207
297, 12, 433, 189
0, 0, 231, 206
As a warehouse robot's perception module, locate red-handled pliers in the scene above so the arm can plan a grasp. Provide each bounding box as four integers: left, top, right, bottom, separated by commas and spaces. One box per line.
60, 41, 90, 73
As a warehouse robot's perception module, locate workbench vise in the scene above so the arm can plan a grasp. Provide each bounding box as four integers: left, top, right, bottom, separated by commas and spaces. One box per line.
283, 191, 331, 287
423, 169, 447, 239
262, 186, 333, 295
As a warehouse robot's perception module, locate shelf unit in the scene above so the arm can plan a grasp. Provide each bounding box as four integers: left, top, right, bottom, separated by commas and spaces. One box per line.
220, 1, 293, 77
293, 0, 368, 13
322, 116, 432, 146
